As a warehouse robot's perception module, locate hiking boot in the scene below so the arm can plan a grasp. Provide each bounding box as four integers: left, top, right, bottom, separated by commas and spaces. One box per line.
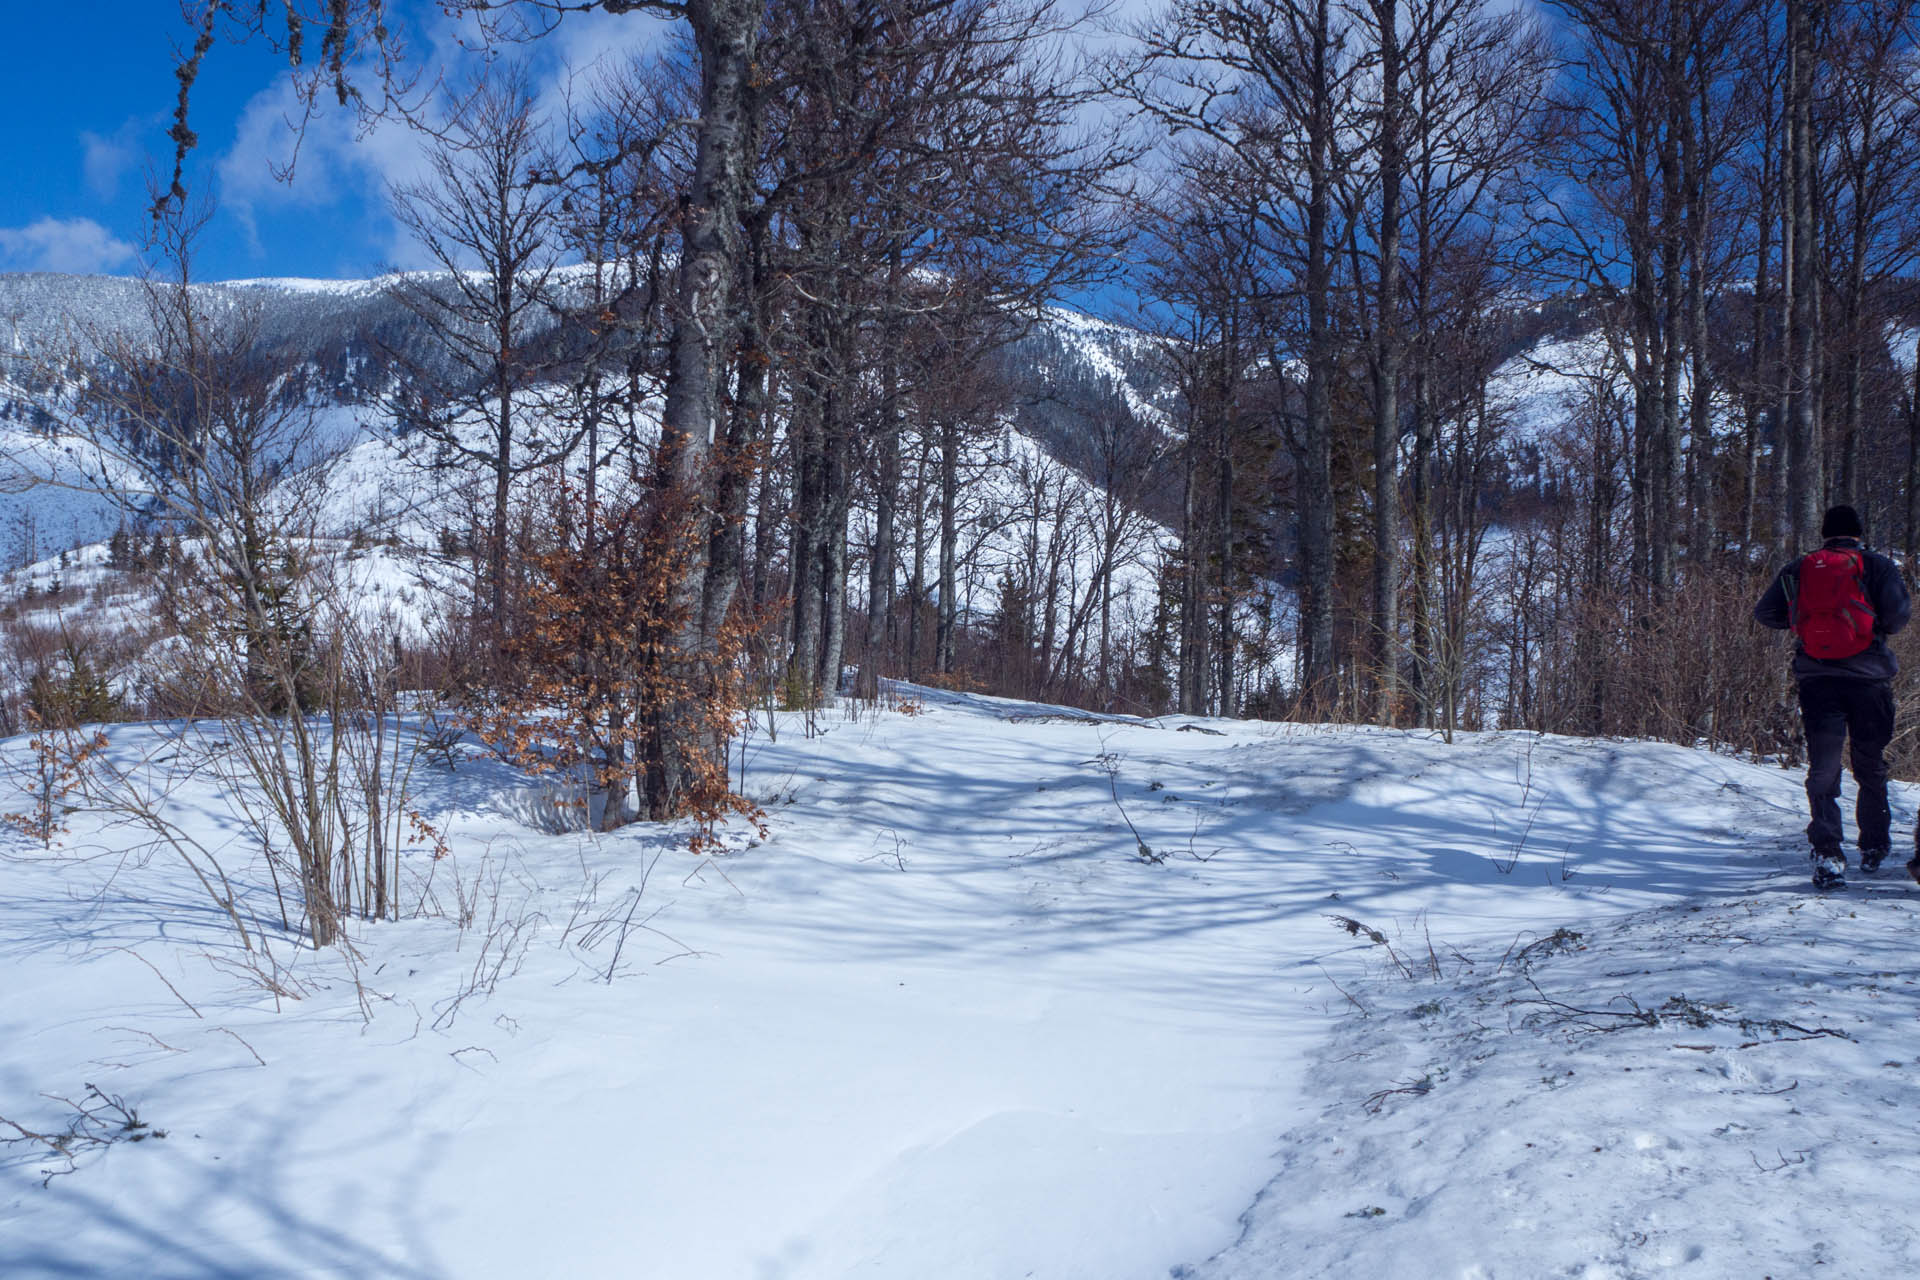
1813, 854, 1847, 891
1907, 856, 1920, 885
1862, 847, 1890, 874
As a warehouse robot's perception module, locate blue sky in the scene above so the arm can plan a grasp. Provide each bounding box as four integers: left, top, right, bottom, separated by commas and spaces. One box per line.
0, 3, 668, 283
1, 3, 1148, 298
3, 4, 355, 280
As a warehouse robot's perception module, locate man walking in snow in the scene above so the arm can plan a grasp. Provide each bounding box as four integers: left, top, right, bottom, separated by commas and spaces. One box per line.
1754, 504, 1912, 890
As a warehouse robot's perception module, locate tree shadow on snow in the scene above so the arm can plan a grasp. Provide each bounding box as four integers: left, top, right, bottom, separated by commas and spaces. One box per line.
723, 722, 1832, 1014
0, 1078, 450, 1280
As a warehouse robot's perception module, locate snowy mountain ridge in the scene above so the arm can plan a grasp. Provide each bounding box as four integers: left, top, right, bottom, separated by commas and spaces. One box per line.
0, 268, 1167, 571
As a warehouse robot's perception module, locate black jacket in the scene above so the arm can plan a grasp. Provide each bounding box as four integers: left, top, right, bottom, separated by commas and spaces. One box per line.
1753, 537, 1911, 682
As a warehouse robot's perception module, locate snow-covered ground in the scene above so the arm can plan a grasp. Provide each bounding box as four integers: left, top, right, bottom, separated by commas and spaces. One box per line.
1044, 306, 1169, 430
1490, 332, 1616, 452
3, 686, 1915, 1278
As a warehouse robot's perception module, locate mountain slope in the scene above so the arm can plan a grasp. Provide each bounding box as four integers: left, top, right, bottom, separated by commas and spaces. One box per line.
0, 269, 1167, 571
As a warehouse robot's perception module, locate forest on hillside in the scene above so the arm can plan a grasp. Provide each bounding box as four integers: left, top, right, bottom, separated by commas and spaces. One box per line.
8, 0, 1920, 946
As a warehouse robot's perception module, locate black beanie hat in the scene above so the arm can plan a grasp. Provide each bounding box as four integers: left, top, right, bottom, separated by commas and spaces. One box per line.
1822, 504, 1865, 539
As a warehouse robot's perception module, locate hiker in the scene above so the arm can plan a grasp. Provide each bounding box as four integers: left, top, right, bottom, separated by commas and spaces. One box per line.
1754, 504, 1912, 890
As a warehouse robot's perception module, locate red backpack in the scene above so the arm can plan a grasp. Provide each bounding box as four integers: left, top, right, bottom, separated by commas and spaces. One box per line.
1793, 548, 1877, 659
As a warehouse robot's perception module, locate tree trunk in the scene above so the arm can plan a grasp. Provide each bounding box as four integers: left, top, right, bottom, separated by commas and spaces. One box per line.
908, 437, 930, 679
864, 305, 902, 692
816, 336, 854, 698
491, 403, 512, 635
704, 250, 770, 654
937, 416, 960, 673
788, 380, 825, 702
1907, 337, 1920, 561
644, 0, 759, 817
1179, 404, 1205, 715
1216, 390, 1237, 718
1786, 0, 1823, 551
1743, 93, 1775, 554
1300, 0, 1338, 713
1370, 0, 1403, 724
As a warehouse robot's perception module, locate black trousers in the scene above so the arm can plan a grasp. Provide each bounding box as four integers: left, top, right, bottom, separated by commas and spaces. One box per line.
1799, 675, 1894, 855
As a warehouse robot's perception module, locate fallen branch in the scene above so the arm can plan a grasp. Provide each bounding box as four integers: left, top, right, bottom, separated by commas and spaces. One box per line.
1328, 915, 1415, 979
1751, 1147, 1812, 1174
1738, 1021, 1852, 1048
1363, 1074, 1434, 1113
0, 1084, 166, 1186
1512, 978, 1654, 1032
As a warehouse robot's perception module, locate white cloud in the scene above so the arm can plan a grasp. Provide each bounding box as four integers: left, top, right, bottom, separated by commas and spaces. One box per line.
209, 7, 665, 276
214, 12, 669, 190
540, 8, 674, 87
0, 217, 140, 275
215, 74, 435, 269
415, 5, 673, 111
80, 121, 145, 202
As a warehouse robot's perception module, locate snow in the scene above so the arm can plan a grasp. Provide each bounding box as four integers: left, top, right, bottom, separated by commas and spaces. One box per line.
1888, 323, 1920, 376
1189, 891, 1920, 1278
0, 409, 138, 570
1045, 305, 1169, 429
224, 262, 612, 299
4, 687, 1916, 1278
1489, 332, 1615, 451
224, 274, 407, 298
